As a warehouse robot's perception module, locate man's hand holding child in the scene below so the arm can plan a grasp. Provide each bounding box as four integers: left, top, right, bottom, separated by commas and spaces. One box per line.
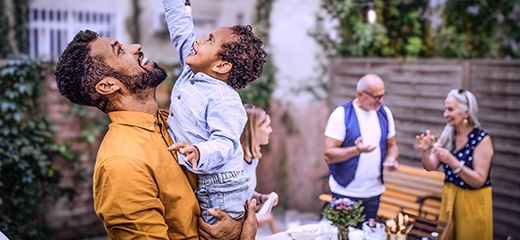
168, 142, 200, 171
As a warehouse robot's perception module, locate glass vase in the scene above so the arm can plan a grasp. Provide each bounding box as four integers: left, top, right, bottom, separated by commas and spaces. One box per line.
338, 228, 349, 240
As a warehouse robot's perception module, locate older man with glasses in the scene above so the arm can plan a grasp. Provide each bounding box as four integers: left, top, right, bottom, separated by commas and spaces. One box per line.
323, 73, 400, 223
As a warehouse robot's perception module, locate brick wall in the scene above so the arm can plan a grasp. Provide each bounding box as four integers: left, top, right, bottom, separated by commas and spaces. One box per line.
43, 73, 107, 239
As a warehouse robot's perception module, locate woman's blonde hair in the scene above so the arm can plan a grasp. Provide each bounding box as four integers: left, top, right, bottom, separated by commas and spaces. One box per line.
439, 89, 481, 151
241, 104, 267, 161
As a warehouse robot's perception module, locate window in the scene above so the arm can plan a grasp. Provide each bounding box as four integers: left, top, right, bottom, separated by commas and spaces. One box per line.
29, 7, 118, 62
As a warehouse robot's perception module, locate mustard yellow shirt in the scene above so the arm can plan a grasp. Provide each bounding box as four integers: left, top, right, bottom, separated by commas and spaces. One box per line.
93, 110, 200, 239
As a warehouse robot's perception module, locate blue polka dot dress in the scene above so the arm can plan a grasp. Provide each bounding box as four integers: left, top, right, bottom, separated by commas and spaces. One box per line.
443, 126, 492, 189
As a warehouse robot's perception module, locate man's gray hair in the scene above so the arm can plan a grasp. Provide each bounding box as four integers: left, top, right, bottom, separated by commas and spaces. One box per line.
356, 74, 382, 91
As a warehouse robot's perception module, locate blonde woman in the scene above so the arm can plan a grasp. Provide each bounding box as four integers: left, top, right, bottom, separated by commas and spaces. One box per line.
241, 104, 279, 228
416, 89, 493, 240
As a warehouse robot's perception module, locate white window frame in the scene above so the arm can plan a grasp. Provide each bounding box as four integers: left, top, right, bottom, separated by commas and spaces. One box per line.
28, 6, 119, 62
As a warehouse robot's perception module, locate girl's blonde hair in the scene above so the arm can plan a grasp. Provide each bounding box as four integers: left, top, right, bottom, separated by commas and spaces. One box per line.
241, 104, 267, 161
439, 89, 481, 151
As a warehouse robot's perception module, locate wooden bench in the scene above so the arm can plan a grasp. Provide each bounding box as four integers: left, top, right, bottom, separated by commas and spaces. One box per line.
319, 165, 445, 220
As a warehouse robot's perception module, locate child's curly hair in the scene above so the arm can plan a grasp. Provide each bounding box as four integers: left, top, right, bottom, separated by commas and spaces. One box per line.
218, 25, 267, 90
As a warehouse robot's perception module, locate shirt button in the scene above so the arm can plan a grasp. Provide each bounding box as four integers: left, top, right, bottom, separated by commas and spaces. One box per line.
177, 95, 181, 99
190, 81, 195, 85
170, 112, 174, 116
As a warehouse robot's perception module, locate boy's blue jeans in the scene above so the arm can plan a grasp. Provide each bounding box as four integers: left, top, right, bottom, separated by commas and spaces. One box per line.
196, 170, 250, 225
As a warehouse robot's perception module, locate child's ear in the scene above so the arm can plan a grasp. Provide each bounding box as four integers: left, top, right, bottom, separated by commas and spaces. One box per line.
95, 77, 121, 95
212, 61, 232, 75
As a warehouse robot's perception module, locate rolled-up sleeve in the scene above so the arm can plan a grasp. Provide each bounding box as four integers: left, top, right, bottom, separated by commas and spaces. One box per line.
194, 96, 246, 172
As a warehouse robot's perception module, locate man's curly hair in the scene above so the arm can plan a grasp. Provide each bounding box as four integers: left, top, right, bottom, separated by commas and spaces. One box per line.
218, 25, 266, 90
55, 30, 114, 112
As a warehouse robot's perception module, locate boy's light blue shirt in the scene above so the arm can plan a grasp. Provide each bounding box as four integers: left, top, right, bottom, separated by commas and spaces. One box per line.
163, 0, 246, 174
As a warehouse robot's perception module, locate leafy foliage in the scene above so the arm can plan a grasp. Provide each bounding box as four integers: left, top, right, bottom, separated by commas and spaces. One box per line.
0, 0, 29, 58
127, 0, 142, 44
0, 57, 64, 239
0, 0, 11, 57
313, 0, 520, 59
435, 0, 520, 58
312, 0, 388, 57
381, 0, 428, 58
322, 198, 366, 232
238, 0, 276, 109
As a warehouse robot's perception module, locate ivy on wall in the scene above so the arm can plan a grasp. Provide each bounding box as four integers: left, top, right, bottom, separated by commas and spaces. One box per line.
0, 57, 64, 239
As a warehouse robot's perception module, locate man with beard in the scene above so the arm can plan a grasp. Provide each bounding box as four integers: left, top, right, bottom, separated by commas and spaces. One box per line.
55, 30, 257, 239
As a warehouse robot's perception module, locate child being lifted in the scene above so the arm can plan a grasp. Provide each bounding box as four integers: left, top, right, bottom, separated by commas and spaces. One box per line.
162, 0, 267, 224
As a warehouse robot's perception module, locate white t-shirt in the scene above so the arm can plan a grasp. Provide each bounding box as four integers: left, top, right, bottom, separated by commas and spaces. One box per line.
243, 158, 259, 199
324, 102, 396, 198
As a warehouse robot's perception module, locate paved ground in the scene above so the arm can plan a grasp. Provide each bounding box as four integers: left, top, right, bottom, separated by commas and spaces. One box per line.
256, 209, 321, 238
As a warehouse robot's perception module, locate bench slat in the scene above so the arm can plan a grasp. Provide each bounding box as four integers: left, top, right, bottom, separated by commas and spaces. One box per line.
384, 171, 445, 188
385, 183, 442, 198
319, 165, 445, 221
394, 165, 444, 180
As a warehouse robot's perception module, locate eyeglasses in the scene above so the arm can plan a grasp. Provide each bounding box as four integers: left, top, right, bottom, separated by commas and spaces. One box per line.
363, 90, 385, 101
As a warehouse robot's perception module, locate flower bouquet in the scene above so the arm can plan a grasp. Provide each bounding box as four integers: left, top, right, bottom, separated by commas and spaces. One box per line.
322, 198, 366, 240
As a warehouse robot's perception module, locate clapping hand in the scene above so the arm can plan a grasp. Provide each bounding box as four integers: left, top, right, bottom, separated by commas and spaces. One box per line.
415, 129, 435, 151
431, 147, 451, 164
167, 142, 200, 171
354, 136, 376, 153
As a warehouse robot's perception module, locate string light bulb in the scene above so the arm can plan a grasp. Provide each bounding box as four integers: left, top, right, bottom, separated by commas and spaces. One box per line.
367, 2, 376, 24
185, 0, 192, 15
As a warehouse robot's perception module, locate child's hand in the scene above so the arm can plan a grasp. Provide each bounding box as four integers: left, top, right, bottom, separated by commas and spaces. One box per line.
167, 142, 200, 171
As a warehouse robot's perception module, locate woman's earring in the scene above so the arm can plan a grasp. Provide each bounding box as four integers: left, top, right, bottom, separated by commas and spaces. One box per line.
463, 118, 468, 125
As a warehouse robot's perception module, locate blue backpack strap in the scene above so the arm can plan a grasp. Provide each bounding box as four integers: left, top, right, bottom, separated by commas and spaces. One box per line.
328, 101, 361, 187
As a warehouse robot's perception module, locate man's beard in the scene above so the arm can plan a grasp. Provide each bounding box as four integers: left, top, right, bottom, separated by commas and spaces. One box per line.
119, 62, 167, 94
132, 62, 167, 92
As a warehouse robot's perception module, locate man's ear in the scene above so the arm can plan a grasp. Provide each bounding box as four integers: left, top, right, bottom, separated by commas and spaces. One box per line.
212, 61, 232, 75
95, 77, 121, 95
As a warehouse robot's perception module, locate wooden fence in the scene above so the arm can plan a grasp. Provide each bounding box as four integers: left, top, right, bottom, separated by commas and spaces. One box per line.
327, 58, 520, 239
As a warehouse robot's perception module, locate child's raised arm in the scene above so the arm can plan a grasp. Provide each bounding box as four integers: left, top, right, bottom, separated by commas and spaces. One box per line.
163, 0, 196, 68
